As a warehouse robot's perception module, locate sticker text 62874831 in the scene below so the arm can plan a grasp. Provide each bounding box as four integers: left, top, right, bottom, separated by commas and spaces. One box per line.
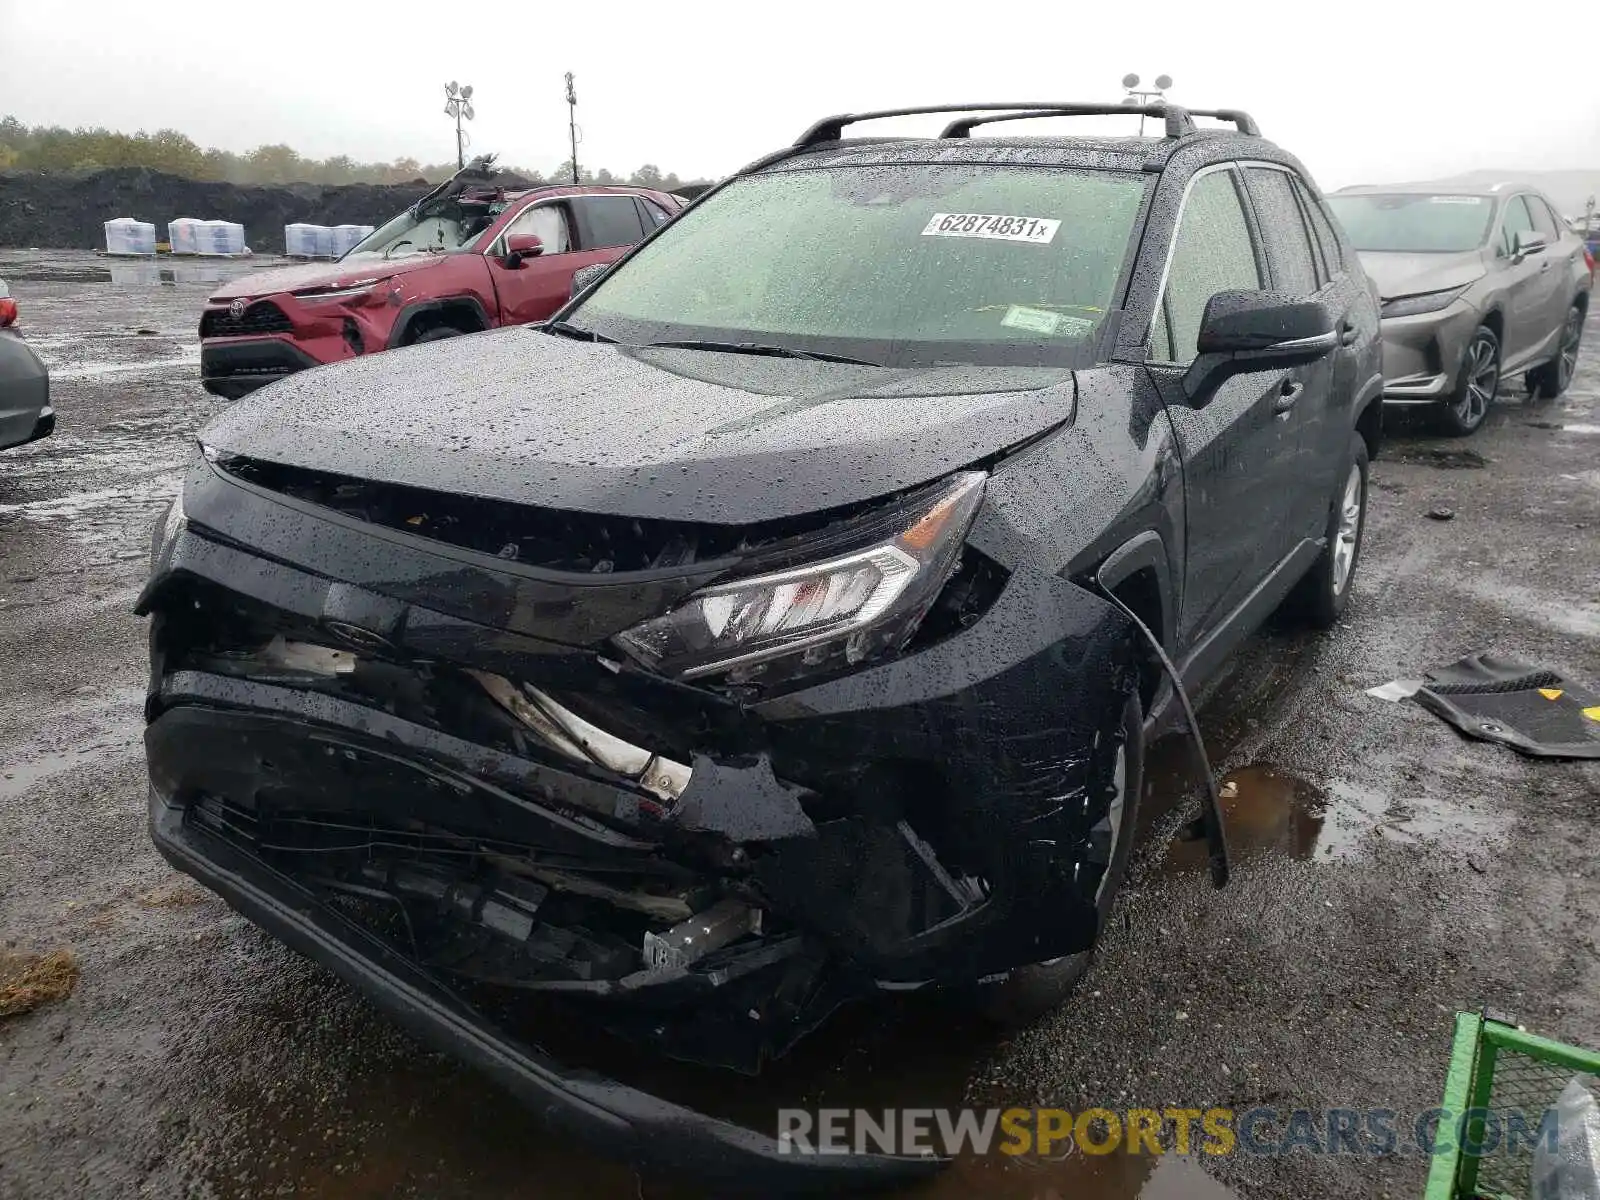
921, 213, 1061, 244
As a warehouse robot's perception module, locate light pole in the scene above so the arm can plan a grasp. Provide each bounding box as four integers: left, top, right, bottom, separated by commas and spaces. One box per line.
444, 81, 475, 171
565, 73, 580, 185
1120, 73, 1173, 136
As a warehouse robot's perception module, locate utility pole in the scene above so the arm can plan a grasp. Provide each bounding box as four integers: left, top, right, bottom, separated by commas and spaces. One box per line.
1120, 73, 1172, 136
565, 72, 580, 185
444, 81, 475, 170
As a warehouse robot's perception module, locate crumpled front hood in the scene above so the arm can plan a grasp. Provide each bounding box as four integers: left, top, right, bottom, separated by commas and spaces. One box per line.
1357, 250, 1487, 301
206, 254, 442, 303
199, 326, 1077, 523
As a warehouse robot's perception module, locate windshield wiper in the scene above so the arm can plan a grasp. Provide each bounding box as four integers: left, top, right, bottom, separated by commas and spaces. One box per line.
643, 339, 880, 365
542, 320, 616, 343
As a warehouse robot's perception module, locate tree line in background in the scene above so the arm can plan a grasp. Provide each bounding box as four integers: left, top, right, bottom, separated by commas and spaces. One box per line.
0, 116, 706, 191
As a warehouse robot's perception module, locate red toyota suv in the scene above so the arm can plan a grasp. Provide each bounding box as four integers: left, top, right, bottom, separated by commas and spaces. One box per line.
199, 162, 683, 398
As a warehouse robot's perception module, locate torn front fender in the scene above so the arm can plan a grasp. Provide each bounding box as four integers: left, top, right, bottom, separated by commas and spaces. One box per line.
744, 564, 1142, 984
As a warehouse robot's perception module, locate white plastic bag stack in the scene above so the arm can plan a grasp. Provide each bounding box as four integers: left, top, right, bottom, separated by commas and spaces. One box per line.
1533, 1078, 1600, 1200
104, 217, 157, 255
196, 220, 246, 256
167, 218, 202, 255
285, 223, 334, 258
331, 225, 374, 257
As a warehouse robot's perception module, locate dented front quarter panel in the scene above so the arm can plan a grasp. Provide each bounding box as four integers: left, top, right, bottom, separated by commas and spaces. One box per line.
750, 565, 1138, 981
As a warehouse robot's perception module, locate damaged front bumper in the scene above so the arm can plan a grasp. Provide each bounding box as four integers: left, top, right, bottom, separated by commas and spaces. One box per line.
140, 450, 1137, 1181
148, 789, 939, 1192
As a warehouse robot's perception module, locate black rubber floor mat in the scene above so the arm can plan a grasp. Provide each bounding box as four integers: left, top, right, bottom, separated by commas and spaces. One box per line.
1415, 653, 1600, 760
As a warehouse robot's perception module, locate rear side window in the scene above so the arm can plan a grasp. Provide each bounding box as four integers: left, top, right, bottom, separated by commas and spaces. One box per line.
1499, 196, 1536, 256
1526, 196, 1561, 240
1152, 170, 1263, 364
1289, 179, 1342, 275
1244, 168, 1320, 295
637, 197, 674, 229
577, 195, 648, 248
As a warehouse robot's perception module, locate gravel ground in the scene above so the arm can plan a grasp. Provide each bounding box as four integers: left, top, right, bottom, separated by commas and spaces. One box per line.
0, 250, 1595, 1200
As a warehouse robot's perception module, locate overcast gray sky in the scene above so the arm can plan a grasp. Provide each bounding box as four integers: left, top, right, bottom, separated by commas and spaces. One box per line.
3, 0, 1597, 189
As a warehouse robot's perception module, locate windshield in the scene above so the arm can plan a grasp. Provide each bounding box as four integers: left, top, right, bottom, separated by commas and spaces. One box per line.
343, 191, 506, 260
566, 164, 1148, 367
1324, 193, 1494, 253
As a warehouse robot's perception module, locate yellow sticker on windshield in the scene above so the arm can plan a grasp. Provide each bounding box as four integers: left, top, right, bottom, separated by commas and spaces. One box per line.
922, 213, 1060, 244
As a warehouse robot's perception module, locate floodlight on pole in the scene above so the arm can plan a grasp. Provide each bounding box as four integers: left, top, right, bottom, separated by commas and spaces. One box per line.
444, 81, 475, 170
565, 72, 581, 185
1121, 72, 1173, 136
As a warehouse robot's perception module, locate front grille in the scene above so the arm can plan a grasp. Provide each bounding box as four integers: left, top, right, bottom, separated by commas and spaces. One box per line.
201, 301, 293, 338
213, 454, 904, 574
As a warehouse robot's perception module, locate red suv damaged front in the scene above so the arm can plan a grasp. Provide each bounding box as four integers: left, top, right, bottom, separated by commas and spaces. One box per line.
198, 169, 682, 398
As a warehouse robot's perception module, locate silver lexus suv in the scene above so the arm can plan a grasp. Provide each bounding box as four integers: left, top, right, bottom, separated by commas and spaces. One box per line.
1326, 183, 1591, 435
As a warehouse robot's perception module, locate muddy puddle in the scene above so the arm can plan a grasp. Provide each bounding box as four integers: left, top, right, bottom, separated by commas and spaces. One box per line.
1159, 761, 1507, 874
102, 261, 263, 288
0, 253, 282, 287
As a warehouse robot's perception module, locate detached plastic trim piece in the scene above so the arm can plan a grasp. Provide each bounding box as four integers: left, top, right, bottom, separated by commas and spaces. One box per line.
147, 789, 945, 1195
1414, 653, 1600, 761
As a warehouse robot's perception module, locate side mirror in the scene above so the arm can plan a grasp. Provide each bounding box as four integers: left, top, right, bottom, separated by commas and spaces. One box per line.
1182, 290, 1338, 402
1513, 230, 1547, 261
502, 233, 544, 268
570, 261, 611, 298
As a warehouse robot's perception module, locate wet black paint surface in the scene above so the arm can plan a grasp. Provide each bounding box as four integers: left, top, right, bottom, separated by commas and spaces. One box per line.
2, 250, 1598, 1200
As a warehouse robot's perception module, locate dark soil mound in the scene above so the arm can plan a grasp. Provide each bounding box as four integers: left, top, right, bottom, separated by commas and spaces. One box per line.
0, 168, 483, 252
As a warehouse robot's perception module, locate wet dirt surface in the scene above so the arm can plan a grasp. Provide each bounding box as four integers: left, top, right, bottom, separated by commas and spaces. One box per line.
1, 248, 1597, 1199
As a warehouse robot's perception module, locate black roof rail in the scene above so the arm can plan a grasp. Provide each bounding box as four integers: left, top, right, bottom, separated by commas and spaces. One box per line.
794, 102, 1262, 149
1184, 108, 1261, 137
940, 105, 1192, 139
794, 103, 1198, 147
943, 105, 1261, 140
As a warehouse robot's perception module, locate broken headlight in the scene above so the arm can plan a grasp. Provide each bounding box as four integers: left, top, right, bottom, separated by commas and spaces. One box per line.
615, 472, 986, 686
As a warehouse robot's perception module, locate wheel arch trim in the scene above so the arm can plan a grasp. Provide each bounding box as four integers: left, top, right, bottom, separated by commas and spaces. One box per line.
388, 295, 494, 349
1095, 530, 1175, 656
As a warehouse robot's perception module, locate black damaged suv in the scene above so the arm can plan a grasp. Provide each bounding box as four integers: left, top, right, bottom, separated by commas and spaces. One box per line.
141, 103, 1381, 1187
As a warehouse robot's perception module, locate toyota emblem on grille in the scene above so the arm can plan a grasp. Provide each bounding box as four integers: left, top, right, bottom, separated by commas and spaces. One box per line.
229, 298, 249, 319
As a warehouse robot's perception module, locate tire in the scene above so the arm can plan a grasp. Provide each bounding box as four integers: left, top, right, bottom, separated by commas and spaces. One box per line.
1287, 432, 1369, 629
1437, 324, 1499, 436
977, 691, 1143, 1027
1526, 304, 1585, 399
413, 326, 464, 344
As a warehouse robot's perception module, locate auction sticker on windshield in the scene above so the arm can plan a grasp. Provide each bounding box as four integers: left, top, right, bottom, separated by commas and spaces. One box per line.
922, 213, 1061, 243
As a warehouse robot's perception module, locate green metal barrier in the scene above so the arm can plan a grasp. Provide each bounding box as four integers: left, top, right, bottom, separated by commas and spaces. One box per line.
1425, 1010, 1600, 1200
